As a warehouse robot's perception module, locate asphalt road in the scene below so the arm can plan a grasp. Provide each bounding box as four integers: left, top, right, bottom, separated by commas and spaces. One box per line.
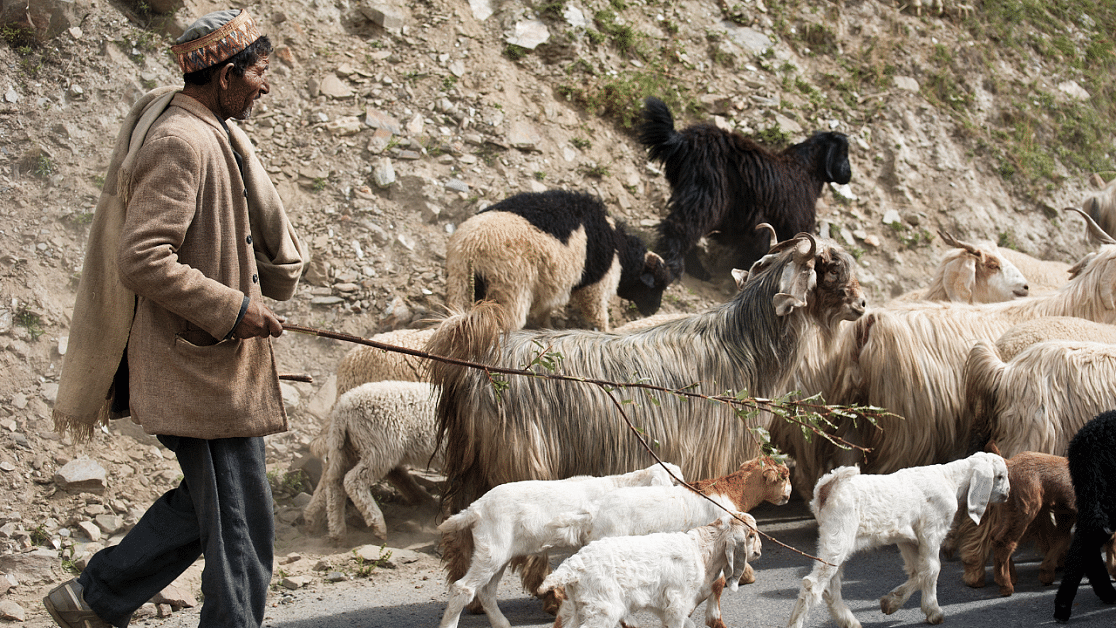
150, 498, 1116, 628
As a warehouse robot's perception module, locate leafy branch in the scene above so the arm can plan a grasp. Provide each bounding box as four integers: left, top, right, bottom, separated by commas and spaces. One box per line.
283, 323, 895, 564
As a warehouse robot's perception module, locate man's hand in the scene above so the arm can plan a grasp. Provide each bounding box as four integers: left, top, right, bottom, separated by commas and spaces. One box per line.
233, 298, 284, 338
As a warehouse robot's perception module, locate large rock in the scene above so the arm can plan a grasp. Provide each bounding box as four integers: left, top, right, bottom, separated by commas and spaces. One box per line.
0, 0, 88, 43
54, 457, 107, 494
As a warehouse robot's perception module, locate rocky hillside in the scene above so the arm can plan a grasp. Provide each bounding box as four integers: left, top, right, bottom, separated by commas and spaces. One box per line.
0, 0, 1113, 622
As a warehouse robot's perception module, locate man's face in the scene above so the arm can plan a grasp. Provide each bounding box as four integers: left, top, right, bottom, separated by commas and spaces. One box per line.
220, 55, 269, 120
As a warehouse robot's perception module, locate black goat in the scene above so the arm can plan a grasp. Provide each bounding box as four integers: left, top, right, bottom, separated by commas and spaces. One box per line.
639, 96, 851, 282
1053, 409, 1116, 622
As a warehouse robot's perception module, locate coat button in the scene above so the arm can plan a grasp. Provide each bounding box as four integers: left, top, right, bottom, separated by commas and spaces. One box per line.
246, 235, 253, 245
252, 274, 258, 284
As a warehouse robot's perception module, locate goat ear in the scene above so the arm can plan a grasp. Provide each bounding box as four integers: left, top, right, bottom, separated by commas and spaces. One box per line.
967, 456, 996, 525
942, 256, 976, 303
731, 268, 748, 290
773, 240, 818, 316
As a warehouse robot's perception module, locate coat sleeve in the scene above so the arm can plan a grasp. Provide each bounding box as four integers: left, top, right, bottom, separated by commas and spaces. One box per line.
117, 134, 244, 339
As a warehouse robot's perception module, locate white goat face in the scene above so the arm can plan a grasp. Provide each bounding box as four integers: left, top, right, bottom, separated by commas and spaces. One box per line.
972, 250, 1029, 302
966, 452, 1010, 525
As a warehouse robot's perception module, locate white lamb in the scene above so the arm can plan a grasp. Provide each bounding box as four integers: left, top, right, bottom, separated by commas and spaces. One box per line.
786, 452, 1010, 628
539, 513, 761, 628
303, 380, 440, 541
438, 463, 684, 628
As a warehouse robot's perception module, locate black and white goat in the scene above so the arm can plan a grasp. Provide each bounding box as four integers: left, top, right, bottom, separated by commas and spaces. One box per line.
639, 96, 851, 281
444, 190, 669, 332
427, 230, 866, 514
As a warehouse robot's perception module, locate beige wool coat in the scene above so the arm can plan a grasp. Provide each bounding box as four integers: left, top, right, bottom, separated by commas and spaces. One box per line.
117, 93, 296, 439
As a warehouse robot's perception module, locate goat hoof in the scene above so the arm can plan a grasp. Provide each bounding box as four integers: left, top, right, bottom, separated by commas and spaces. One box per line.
998, 585, 1014, 597
1053, 601, 1072, 623
879, 595, 901, 615
926, 609, 945, 625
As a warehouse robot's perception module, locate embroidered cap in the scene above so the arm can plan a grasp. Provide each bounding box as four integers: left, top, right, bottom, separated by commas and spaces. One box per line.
170, 9, 262, 75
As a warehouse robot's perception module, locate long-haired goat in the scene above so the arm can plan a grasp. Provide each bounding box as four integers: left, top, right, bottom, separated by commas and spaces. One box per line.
896, 231, 1029, 303
772, 230, 1030, 498
997, 247, 1072, 294
803, 208, 1116, 490
444, 190, 669, 332
1084, 175, 1116, 240
787, 452, 1010, 628
959, 448, 1078, 596
964, 340, 1116, 459
992, 316, 1116, 362
427, 231, 865, 514
1054, 410, 1116, 622
638, 96, 850, 281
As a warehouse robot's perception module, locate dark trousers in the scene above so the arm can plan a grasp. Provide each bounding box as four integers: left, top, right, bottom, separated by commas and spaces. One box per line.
78, 435, 274, 628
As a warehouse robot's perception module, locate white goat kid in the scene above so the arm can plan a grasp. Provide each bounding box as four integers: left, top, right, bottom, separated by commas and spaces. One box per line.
786, 452, 1010, 628
540, 513, 761, 628
437, 463, 684, 628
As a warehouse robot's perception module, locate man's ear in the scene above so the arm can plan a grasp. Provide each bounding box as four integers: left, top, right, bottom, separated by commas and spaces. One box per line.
217, 63, 235, 90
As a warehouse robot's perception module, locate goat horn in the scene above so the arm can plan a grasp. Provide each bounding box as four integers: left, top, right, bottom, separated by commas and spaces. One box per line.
755, 223, 778, 251
1065, 206, 1116, 245
795, 232, 817, 260
937, 230, 981, 256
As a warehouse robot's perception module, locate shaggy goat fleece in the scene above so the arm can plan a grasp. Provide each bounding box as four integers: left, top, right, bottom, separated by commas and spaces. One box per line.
1053, 410, 1116, 622
638, 95, 850, 281
964, 340, 1116, 459
428, 233, 865, 513
444, 189, 668, 332
810, 209, 1116, 494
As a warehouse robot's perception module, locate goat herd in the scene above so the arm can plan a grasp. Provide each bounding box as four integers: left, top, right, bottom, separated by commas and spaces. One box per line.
301, 97, 1116, 627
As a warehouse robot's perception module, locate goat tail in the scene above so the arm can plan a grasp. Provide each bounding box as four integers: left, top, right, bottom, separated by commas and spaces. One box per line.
427, 300, 510, 512
638, 96, 680, 164
809, 466, 859, 518
963, 341, 1006, 456
538, 565, 576, 596
957, 505, 998, 587
438, 508, 479, 584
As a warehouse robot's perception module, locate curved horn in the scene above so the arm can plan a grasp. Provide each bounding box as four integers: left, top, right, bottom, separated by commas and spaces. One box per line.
755, 223, 778, 251
1065, 206, 1116, 245
795, 232, 817, 260
937, 230, 982, 256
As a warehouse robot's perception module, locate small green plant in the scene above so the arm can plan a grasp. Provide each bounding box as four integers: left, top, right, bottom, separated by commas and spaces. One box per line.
997, 231, 1018, 250
15, 308, 44, 341
538, 0, 566, 20
93, 174, 106, 189
753, 125, 790, 146
571, 137, 592, 150
533, 171, 547, 181
441, 75, 458, 91
580, 164, 611, 178
504, 44, 529, 61
267, 469, 311, 498
311, 177, 328, 192
30, 524, 50, 546
351, 544, 393, 577
1, 23, 34, 51
32, 154, 55, 179
900, 228, 934, 249
848, 246, 864, 260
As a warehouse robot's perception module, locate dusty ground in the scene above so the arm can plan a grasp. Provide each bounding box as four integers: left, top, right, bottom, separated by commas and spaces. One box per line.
0, 0, 1111, 623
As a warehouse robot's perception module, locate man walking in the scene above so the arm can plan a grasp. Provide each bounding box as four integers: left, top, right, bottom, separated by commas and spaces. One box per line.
45, 9, 305, 627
